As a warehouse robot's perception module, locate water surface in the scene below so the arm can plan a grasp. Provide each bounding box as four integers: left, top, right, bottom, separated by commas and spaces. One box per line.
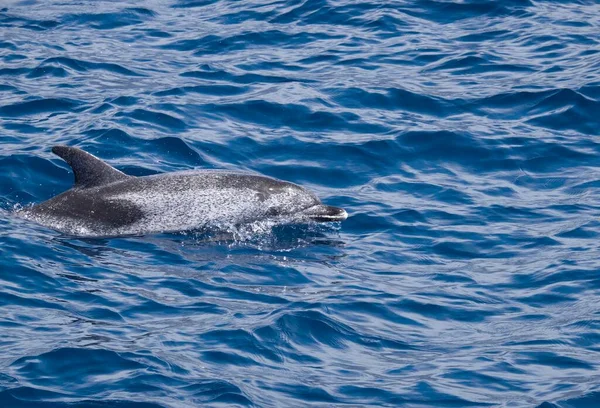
1, 0, 600, 407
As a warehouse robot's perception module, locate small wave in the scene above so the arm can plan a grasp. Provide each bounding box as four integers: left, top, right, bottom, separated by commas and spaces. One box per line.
0, 98, 84, 117
153, 84, 248, 97
538, 391, 600, 408
115, 108, 187, 130
181, 67, 309, 84
62, 8, 155, 30
205, 100, 389, 133
171, 0, 219, 8
162, 30, 343, 54
399, 0, 533, 24
0, 12, 59, 31
41, 57, 144, 77
331, 87, 458, 117
0, 40, 16, 50
426, 54, 534, 74
26, 66, 69, 79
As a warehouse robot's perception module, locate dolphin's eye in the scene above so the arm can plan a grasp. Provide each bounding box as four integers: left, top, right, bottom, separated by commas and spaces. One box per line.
266, 207, 280, 217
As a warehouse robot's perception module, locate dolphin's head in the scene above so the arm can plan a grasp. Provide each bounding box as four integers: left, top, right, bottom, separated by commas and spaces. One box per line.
259, 180, 347, 223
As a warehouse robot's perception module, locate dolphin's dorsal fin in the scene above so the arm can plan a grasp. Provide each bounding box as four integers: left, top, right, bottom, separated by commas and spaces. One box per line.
52, 145, 131, 189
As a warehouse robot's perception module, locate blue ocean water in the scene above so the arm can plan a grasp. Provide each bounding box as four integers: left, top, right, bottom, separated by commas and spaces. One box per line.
1, 0, 600, 406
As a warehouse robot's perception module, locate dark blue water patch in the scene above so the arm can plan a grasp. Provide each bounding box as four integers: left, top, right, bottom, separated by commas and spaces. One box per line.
579, 84, 600, 100
2, 54, 28, 63
519, 142, 598, 172
2, 122, 48, 135
399, 0, 533, 24
515, 351, 594, 370
579, 49, 599, 58
556, 225, 599, 239
269, 382, 340, 403
527, 89, 599, 116
5, 346, 251, 404
507, 265, 600, 293
153, 84, 248, 97
269, 164, 358, 188
201, 350, 262, 367
204, 100, 389, 134
235, 60, 304, 72
394, 130, 518, 171
216, 9, 278, 25
180, 66, 312, 84
455, 29, 514, 43
527, 102, 599, 135
201, 328, 284, 363
265, 308, 414, 351
62, 8, 156, 30
114, 108, 187, 130
40, 57, 145, 77
26, 66, 69, 79
362, 14, 411, 37
162, 30, 344, 54
557, 19, 593, 28
80, 130, 209, 170
137, 28, 172, 38
0, 391, 166, 408
0, 286, 67, 310
0, 84, 19, 93
0, 12, 59, 31
331, 87, 461, 117
443, 369, 528, 393
297, 53, 339, 64
1, 153, 73, 202
12, 348, 145, 386
374, 178, 473, 205
465, 87, 595, 134
122, 298, 224, 319
0, 98, 85, 117
333, 57, 379, 70
88, 102, 114, 115
394, 296, 499, 322
0, 40, 17, 50
331, 299, 426, 328
0, 67, 30, 76
109, 96, 139, 106
337, 385, 408, 406
426, 54, 535, 74
171, 0, 219, 8
515, 291, 577, 307
537, 391, 600, 408
137, 137, 207, 167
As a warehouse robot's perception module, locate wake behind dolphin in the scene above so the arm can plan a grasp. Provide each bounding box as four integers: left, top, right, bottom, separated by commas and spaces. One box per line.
19, 146, 347, 238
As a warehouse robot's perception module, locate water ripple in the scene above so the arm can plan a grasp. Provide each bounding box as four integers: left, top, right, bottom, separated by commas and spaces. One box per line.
2, 0, 600, 407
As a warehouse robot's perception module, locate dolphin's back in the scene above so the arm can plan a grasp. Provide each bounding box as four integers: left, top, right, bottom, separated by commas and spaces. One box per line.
19, 146, 344, 238
24, 171, 307, 237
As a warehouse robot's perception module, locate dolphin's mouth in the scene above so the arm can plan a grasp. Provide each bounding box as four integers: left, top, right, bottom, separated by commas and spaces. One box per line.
301, 204, 348, 222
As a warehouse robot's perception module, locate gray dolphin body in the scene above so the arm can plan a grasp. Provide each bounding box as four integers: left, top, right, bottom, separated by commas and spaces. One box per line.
20, 146, 347, 238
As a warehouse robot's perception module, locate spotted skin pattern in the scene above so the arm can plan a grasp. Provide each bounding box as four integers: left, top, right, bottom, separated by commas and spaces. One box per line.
20, 148, 347, 237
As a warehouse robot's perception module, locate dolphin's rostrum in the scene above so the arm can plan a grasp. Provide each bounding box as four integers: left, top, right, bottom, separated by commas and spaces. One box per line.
20, 146, 348, 237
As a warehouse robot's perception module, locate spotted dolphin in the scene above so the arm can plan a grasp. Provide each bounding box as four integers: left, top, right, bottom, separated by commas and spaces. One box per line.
19, 146, 347, 237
